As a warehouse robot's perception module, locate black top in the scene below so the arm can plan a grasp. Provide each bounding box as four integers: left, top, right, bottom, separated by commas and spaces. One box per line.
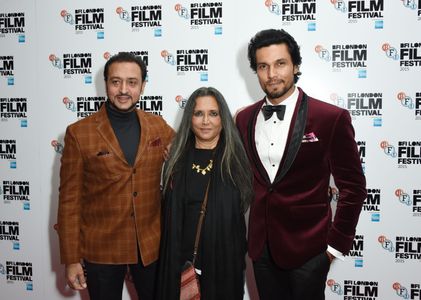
181, 148, 213, 269
157, 143, 247, 300
105, 101, 140, 166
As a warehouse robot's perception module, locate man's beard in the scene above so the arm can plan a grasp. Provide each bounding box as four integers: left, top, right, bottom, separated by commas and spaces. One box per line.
263, 81, 293, 102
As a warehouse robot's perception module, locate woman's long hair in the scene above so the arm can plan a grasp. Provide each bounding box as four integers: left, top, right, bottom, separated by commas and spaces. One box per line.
163, 87, 253, 212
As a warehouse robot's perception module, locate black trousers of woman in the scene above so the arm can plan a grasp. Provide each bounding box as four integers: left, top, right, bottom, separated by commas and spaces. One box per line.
253, 244, 330, 300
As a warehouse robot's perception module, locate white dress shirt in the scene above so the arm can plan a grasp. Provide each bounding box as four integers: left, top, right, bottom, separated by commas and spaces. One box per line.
255, 87, 298, 183
254, 86, 344, 261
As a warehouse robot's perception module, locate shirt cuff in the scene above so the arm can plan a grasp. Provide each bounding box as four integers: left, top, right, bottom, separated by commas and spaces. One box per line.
327, 245, 345, 261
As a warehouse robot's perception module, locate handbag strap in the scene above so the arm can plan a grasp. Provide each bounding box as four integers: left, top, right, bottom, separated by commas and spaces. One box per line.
191, 180, 211, 266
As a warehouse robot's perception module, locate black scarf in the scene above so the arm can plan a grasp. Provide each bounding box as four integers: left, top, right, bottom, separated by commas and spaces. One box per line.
156, 144, 247, 300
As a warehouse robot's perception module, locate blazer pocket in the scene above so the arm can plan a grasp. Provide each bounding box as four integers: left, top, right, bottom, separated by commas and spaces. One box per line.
148, 137, 162, 148
85, 152, 122, 180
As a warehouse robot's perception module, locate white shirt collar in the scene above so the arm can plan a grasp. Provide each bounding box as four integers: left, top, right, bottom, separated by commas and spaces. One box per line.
263, 86, 299, 108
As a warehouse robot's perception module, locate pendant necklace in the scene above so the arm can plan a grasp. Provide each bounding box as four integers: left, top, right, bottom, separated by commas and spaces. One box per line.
192, 159, 213, 175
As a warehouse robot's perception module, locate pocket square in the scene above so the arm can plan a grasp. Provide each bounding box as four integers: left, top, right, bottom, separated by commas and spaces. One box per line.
149, 137, 162, 147
302, 132, 319, 143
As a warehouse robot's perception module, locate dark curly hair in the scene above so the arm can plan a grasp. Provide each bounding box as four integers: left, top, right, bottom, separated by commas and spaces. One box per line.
248, 29, 302, 83
103, 52, 147, 82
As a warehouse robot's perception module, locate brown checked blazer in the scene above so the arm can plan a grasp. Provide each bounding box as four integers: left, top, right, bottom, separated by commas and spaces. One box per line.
57, 105, 174, 266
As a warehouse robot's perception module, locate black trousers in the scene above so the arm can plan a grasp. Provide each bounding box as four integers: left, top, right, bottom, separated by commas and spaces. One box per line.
253, 245, 330, 300
84, 259, 157, 300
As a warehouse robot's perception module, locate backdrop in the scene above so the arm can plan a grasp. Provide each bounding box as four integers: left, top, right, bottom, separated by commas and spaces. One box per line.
1, 1, 420, 299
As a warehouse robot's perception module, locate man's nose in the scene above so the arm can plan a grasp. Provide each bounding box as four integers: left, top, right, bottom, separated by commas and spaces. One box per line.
120, 81, 128, 93
267, 66, 276, 79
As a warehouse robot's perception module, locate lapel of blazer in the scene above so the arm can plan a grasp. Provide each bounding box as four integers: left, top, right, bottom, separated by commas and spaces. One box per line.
272, 91, 308, 186
246, 99, 272, 185
133, 109, 149, 167
95, 105, 128, 165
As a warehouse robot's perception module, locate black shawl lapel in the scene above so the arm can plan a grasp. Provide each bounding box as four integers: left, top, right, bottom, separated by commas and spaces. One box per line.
272, 93, 308, 186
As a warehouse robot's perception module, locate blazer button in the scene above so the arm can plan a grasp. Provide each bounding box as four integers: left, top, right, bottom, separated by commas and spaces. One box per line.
133, 169, 136, 174
268, 187, 273, 193
133, 192, 138, 197
130, 212, 135, 217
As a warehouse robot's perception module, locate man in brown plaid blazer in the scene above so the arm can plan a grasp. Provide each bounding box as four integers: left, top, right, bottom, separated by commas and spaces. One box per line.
57, 52, 174, 300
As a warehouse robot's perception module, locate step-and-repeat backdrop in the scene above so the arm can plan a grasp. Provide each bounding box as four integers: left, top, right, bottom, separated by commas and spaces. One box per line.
1, 1, 420, 299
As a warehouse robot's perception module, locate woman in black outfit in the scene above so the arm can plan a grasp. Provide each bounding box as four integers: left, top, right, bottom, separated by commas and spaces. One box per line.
156, 87, 253, 300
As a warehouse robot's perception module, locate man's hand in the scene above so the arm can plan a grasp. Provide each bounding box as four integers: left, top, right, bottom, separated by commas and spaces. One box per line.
163, 142, 172, 161
65, 263, 87, 290
326, 251, 335, 263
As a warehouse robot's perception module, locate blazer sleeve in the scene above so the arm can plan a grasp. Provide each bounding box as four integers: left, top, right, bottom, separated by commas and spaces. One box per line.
327, 110, 367, 254
163, 121, 175, 147
57, 125, 83, 264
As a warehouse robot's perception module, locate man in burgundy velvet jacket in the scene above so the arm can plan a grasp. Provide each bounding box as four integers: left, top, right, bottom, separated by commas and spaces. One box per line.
235, 29, 367, 300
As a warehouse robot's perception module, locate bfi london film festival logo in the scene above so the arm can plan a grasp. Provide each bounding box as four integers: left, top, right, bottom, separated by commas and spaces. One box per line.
62, 96, 105, 119
396, 91, 421, 120
264, 0, 316, 31
0, 260, 33, 290
175, 2, 223, 35
136, 95, 163, 116
330, 92, 382, 126
51, 140, 64, 155
330, 0, 384, 29
48, 53, 92, 84
326, 279, 344, 296
327, 279, 379, 299
103, 50, 149, 81
399, 0, 421, 20
393, 282, 421, 299
0, 55, 15, 86
315, 44, 367, 78
358, 140, 366, 173
0, 97, 28, 127
380, 140, 421, 167
349, 235, 365, 267
115, 5, 162, 37
60, 8, 104, 39
0, 12, 26, 43
0, 220, 20, 250
378, 235, 421, 263
382, 42, 421, 70
363, 188, 381, 222
0, 140, 17, 169
1, 180, 30, 210
395, 188, 421, 217
161, 49, 209, 81
175, 95, 188, 109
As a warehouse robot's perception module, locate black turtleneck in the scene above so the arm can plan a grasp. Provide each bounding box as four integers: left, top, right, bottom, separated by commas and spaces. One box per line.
105, 101, 140, 166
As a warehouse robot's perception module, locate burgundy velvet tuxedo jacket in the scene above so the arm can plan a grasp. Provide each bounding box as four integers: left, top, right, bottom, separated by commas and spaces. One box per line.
236, 87, 366, 269
57, 105, 174, 266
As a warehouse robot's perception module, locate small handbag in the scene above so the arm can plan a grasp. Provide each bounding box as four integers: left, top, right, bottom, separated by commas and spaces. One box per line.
179, 181, 210, 300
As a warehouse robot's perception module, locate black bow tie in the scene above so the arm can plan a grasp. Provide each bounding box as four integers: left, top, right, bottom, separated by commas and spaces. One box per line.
262, 105, 286, 121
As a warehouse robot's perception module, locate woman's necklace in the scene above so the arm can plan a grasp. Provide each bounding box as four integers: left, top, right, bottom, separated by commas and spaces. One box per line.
192, 159, 213, 175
